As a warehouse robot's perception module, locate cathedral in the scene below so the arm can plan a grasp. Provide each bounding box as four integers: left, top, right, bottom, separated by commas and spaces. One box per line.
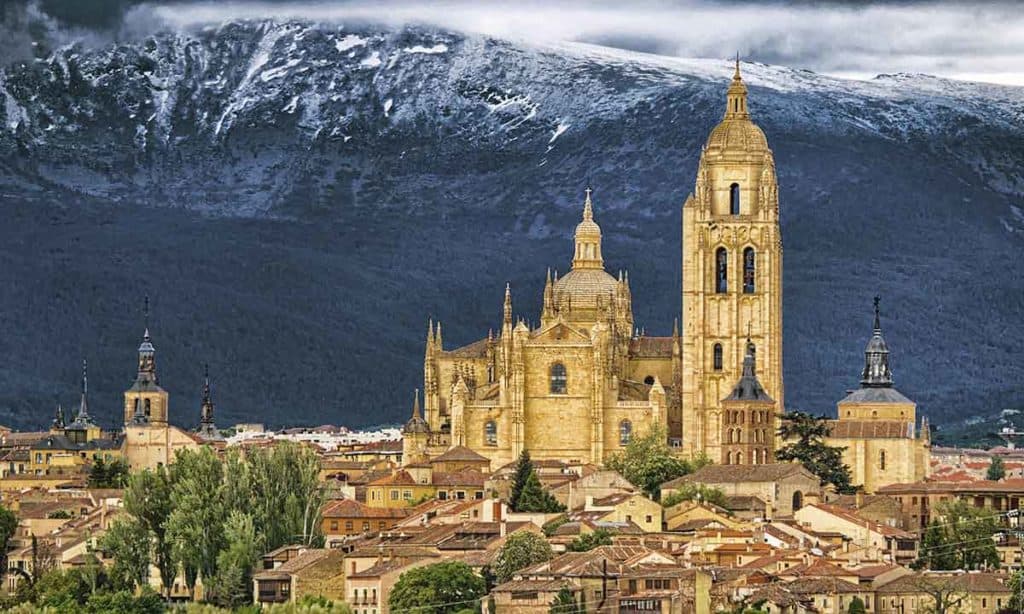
404, 61, 783, 468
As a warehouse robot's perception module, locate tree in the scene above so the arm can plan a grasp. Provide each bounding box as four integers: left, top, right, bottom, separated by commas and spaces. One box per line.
124, 465, 176, 594
567, 529, 612, 552
914, 499, 999, 571
388, 561, 486, 614
30, 535, 59, 583
88, 456, 129, 488
909, 574, 969, 614
605, 425, 693, 500
776, 411, 855, 493
208, 511, 259, 608
661, 484, 727, 508
100, 517, 151, 591
245, 442, 325, 551
493, 532, 553, 584
847, 595, 867, 614
509, 450, 534, 512
0, 504, 17, 572
987, 456, 1006, 481
167, 446, 228, 596
549, 586, 583, 614
516, 472, 566, 513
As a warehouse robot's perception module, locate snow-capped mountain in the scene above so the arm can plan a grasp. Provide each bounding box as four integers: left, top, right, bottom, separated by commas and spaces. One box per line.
1, 21, 1021, 439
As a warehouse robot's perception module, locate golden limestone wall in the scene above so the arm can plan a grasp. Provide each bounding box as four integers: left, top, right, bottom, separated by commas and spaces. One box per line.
680, 66, 783, 463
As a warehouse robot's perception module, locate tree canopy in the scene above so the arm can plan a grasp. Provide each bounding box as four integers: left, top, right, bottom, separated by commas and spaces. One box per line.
388, 561, 486, 614
509, 450, 566, 513
493, 531, 553, 584
567, 529, 613, 552
776, 411, 855, 493
915, 499, 1000, 571
987, 456, 1006, 481
605, 424, 705, 500
661, 483, 727, 508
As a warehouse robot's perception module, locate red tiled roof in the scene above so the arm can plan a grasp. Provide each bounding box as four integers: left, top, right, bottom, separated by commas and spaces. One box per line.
322, 499, 410, 520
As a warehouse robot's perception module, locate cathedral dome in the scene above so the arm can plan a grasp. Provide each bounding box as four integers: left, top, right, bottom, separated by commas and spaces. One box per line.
553, 268, 619, 308
706, 120, 768, 153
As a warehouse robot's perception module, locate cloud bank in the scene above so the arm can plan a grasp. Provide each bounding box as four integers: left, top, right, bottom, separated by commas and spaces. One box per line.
12, 0, 1024, 85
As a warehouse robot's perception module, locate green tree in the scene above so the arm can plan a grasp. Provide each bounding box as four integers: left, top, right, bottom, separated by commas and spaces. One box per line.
605, 425, 693, 500
549, 586, 583, 614
776, 411, 855, 493
567, 529, 612, 552
100, 517, 151, 591
661, 484, 727, 508
847, 595, 867, 614
124, 465, 175, 594
167, 446, 228, 596
493, 532, 553, 584
388, 561, 486, 614
515, 472, 566, 513
0, 503, 18, 572
32, 568, 91, 610
987, 456, 1006, 481
84, 587, 164, 614
914, 499, 1000, 571
246, 442, 325, 551
509, 449, 534, 512
208, 511, 260, 608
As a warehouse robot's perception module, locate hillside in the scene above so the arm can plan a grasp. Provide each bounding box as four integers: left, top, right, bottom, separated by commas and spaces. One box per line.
0, 21, 1022, 442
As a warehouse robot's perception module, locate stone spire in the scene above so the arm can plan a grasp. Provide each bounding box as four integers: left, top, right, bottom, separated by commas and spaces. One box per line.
860, 296, 894, 388
402, 388, 429, 434
724, 336, 773, 402
571, 188, 604, 270
137, 295, 157, 384
503, 282, 513, 324
725, 54, 749, 119
197, 364, 221, 439
77, 359, 89, 420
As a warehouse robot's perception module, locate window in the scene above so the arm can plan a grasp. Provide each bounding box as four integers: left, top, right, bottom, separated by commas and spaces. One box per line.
144, 398, 151, 416
713, 344, 723, 370
390, 489, 399, 500
362, 521, 370, 531
484, 420, 497, 446
730, 183, 740, 215
330, 520, 339, 531
715, 248, 728, 293
345, 521, 353, 531
743, 247, 755, 293
475, 491, 484, 500
880, 450, 886, 471
620, 420, 633, 445
644, 375, 655, 385
550, 363, 567, 394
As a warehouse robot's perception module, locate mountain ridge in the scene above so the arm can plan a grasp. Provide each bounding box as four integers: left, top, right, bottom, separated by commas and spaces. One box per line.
0, 20, 1021, 443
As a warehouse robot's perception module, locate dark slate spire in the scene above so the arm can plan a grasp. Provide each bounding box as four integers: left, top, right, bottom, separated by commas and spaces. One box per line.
724, 337, 774, 402
402, 389, 429, 434
196, 364, 222, 439
52, 404, 65, 429
137, 295, 157, 383
860, 296, 894, 388
78, 359, 89, 419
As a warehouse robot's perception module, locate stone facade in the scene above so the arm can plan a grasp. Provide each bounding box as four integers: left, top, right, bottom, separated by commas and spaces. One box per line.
406, 65, 781, 468
824, 299, 930, 493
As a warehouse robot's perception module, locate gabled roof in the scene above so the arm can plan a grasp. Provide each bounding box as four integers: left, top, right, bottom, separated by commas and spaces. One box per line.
665, 463, 815, 489
322, 499, 411, 520
826, 419, 915, 439
876, 571, 1010, 594
839, 387, 913, 405
430, 446, 490, 464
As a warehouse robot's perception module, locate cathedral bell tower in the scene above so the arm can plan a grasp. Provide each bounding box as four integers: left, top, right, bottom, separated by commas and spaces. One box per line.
124, 297, 170, 426
680, 60, 783, 461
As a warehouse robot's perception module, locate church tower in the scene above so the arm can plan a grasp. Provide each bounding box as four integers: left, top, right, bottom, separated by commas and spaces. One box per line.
196, 364, 223, 440
680, 61, 783, 461
123, 297, 170, 425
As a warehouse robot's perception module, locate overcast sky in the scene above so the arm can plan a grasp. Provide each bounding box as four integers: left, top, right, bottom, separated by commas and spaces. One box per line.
6, 0, 1023, 85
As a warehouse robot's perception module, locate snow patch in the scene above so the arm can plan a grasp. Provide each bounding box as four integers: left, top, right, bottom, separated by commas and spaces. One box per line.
0, 72, 29, 132
404, 44, 448, 55
260, 58, 302, 82
549, 122, 570, 144
383, 98, 393, 117
360, 52, 382, 68
335, 35, 366, 53
214, 24, 289, 136
283, 95, 300, 113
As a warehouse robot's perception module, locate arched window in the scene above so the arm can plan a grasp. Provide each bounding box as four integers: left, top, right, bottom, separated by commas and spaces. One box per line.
736, 451, 744, 465
484, 421, 497, 446
730, 183, 740, 215
144, 399, 151, 417
743, 247, 755, 293
619, 420, 633, 446
727, 430, 733, 444
644, 375, 655, 386
792, 491, 804, 511
880, 450, 887, 471
550, 363, 567, 394
726, 451, 733, 465
715, 248, 728, 293
713, 344, 723, 371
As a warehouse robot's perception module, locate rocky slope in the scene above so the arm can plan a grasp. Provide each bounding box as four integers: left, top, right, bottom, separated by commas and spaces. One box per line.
0, 21, 1022, 441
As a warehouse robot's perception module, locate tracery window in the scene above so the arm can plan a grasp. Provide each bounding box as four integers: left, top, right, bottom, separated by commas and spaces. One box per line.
620, 420, 633, 446
713, 344, 723, 371
484, 421, 497, 446
716, 248, 728, 293
550, 363, 567, 394
743, 247, 756, 293
880, 450, 887, 471
730, 183, 740, 215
